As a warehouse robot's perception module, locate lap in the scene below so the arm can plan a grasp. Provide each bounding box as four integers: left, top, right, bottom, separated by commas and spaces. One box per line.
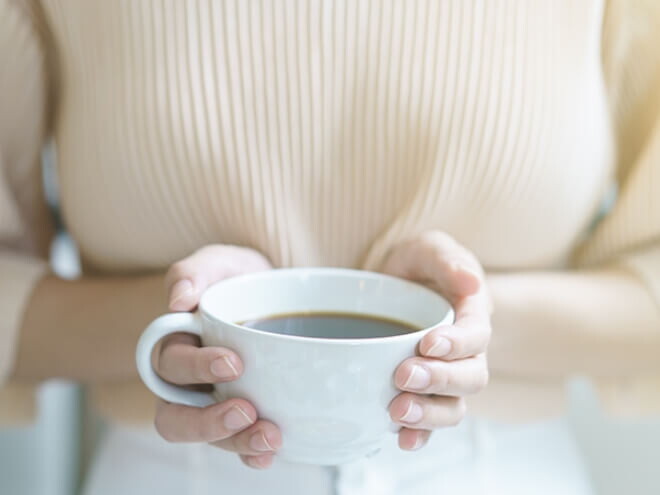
82, 417, 593, 495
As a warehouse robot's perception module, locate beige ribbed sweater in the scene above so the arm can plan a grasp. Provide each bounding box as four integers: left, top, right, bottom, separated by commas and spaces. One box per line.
2, 0, 660, 423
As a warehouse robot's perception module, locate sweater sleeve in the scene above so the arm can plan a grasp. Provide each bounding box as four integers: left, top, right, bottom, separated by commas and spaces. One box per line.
575, 0, 660, 415
0, 1, 54, 383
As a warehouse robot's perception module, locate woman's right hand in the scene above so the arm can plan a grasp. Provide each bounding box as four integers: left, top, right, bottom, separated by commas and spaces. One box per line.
152, 245, 282, 469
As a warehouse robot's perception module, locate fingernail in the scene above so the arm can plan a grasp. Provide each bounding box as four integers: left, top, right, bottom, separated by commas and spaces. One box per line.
223, 406, 253, 431
169, 279, 194, 310
400, 401, 424, 424
450, 260, 476, 276
250, 431, 275, 452
411, 434, 425, 450
403, 365, 431, 391
210, 356, 239, 379
426, 337, 452, 357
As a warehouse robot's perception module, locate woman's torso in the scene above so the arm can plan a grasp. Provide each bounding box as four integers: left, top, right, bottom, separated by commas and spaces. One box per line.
37, 3, 609, 491
42, 0, 614, 273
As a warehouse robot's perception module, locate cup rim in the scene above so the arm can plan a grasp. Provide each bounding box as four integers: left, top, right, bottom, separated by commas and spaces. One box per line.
198, 267, 454, 345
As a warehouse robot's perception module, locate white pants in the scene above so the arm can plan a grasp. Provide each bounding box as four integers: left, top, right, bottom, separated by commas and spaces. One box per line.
82, 417, 594, 495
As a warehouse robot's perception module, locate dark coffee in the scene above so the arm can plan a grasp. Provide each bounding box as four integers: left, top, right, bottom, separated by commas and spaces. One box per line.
240, 312, 420, 339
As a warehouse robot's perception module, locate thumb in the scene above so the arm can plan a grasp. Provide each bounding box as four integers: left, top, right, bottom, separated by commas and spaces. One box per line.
165, 245, 272, 311
382, 232, 481, 303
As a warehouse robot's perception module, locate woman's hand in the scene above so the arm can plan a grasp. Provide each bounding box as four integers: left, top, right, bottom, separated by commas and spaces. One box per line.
152, 245, 282, 469
382, 231, 492, 451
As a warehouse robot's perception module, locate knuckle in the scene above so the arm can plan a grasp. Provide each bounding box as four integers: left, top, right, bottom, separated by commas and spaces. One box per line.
199, 407, 221, 440
435, 367, 451, 393
476, 367, 490, 391
155, 343, 179, 379
382, 257, 406, 278
192, 353, 210, 383
449, 337, 466, 358
154, 347, 168, 376
450, 399, 467, 426
466, 368, 489, 394
156, 338, 176, 367
226, 430, 243, 452
169, 260, 192, 281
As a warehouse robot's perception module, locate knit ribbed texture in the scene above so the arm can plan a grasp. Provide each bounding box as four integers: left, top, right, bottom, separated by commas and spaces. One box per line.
42, 0, 613, 272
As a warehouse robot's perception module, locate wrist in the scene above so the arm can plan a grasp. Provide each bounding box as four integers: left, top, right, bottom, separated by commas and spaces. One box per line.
484, 271, 572, 379
485, 267, 660, 378
486, 271, 540, 325
13, 272, 167, 382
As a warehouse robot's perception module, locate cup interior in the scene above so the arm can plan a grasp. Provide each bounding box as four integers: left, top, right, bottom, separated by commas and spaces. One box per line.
200, 268, 453, 341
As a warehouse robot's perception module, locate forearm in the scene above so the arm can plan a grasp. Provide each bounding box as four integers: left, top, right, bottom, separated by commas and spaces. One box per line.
11, 272, 167, 383
487, 267, 660, 379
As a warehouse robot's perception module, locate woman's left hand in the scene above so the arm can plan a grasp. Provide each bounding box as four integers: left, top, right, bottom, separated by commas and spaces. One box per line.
382, 231, 492, 451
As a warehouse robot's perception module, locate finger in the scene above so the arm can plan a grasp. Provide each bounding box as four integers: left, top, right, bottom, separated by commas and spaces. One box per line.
395, 355, 488, 396
155, 398, 256, 443
382, 231, 482, 303
418, 289, 492, 360
165, 245, 271, 311
397, 427, 432, 451
390, 393, 467, 430
454, 287, 493, 322
156, 333, 242, 385
211, 419, 282, 455
240, 454, 276, 469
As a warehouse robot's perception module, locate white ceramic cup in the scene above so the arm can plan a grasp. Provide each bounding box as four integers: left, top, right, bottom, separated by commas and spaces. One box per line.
136, 268, 453, 465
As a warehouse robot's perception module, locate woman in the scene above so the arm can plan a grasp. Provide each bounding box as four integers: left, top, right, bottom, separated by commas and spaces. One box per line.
2, 1, 659, 494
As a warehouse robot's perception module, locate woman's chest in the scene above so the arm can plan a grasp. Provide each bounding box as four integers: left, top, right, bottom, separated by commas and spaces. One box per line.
46, 0, 613, 271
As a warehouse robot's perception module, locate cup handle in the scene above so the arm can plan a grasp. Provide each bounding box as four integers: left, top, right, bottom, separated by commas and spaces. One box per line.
136, 312, 215, 407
